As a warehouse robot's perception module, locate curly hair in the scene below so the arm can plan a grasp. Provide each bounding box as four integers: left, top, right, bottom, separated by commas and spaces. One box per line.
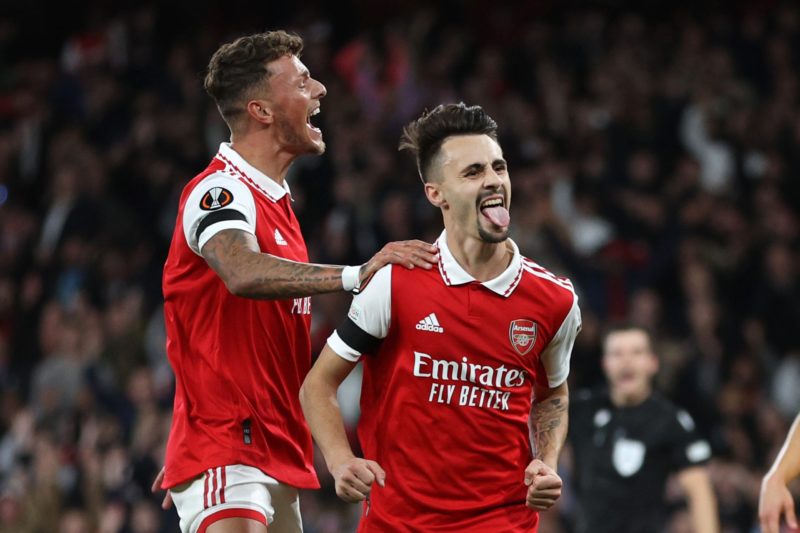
204, 30, 304, 126
399, 102, 498, 183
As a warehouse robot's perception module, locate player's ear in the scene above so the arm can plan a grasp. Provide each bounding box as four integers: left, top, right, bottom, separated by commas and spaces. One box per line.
648, 352, 659, 376
424, 181, 448, 209
600, 353, 610, 375
246, 99, 273, 125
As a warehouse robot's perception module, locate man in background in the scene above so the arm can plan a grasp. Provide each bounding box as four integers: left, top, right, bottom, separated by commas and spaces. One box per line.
568, 325, 719, 533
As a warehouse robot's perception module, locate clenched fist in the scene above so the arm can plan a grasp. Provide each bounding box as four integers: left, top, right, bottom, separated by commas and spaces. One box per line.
331, 457, 386, 503
524, 459, 562, 511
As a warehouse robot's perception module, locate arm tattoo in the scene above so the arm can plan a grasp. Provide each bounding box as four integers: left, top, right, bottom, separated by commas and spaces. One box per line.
530, 393, 569, 466
202, 229, 344, 299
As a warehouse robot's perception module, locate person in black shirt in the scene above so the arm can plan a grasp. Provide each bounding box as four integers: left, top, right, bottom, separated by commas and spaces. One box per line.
568, 325, 719, 533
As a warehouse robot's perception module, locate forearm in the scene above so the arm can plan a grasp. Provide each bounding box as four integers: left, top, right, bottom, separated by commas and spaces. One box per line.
299, 379, 357, 471
680, 467, 720, 533
688, 492, 720, 533
222, 254, 345, 299
530, 383, 569, 469
203, 229, 348, 299
766, 413, 800, 483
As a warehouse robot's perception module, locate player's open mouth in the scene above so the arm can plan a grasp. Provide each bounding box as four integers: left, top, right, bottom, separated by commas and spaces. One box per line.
616, 370, 638, 385
479, 195, 510, 228
307, 106, 321, 135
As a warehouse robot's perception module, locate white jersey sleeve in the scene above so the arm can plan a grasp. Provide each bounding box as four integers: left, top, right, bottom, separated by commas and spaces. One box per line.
540, 291, 581, 387
327, 265, 392, 362
182, 173, 257, 255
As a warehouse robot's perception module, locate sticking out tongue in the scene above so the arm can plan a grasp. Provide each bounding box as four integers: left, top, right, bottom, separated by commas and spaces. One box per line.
483, 206, 510, 228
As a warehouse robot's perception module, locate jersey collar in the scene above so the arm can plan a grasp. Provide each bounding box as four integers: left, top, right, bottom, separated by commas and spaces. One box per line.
216, 142, 292, 202
436, 229, 524, 298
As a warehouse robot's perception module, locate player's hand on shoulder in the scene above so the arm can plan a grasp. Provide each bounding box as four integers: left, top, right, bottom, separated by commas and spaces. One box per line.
361, 240, 438, 282
523, 459, 562, 511
759, 473, 798, 533
331, 457, 386, 503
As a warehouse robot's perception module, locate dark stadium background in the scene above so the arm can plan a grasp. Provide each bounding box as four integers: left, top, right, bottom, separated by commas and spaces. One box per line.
1, 1, 798, 531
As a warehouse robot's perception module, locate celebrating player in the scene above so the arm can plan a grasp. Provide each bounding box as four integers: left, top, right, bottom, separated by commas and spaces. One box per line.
568, 325, 719, 533
300, 103, 582, 531
155, 31, 437, 533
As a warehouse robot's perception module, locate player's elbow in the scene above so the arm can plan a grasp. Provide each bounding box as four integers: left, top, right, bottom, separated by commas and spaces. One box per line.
299, 379, 310, 411
203, 245, 266, 298
223, 274, 259, 298
299, 375, 318, 416
536, 380, 569, 402
217, 261, 267, 297
299, 370, 335, 415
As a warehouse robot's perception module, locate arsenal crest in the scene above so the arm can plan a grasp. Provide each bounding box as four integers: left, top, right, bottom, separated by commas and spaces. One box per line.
509, 319, 537, 356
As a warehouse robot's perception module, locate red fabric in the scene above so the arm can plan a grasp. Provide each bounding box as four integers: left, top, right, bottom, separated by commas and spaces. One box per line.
203, 472, 209, 509
162, 152, 318, 490
355, 264, 574, 532
197, 508, 267, 533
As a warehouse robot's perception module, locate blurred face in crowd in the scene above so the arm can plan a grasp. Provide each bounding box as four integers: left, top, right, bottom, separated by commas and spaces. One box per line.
602, 328, 658, 405
252, 54, 327, 155
425, 134, 511, 244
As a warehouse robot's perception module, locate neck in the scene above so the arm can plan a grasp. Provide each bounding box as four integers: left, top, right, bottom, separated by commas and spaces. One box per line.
445, 226, 511, 282
609, 386, 651, 407
230, 130, 296, 182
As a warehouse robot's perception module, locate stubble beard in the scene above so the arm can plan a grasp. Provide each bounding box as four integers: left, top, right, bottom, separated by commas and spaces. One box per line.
275, 114, 325, 155
477, 221, 509, 244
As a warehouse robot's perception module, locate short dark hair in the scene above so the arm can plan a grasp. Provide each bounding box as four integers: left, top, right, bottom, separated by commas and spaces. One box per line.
204, 31, 304, 127
602, 323, 655, 353
399, 102, 498, 182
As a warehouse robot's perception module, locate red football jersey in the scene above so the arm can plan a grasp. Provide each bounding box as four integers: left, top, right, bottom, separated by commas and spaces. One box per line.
162, 143, 319, 489
328, 231, 581, 532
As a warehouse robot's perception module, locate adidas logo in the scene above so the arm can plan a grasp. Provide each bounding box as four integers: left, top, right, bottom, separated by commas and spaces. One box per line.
416, 313, 444, 333
274, 229, 287, 246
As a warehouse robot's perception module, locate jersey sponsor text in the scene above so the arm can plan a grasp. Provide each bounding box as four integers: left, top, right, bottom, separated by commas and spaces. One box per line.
291, 297, 311, 315
413, 351, 527, 411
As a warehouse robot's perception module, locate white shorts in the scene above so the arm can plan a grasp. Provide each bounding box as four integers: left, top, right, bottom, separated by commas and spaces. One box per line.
170, 464, 302, 533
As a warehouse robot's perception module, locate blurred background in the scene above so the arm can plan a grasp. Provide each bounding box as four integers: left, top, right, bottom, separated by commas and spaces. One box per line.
0, 0, 798, 531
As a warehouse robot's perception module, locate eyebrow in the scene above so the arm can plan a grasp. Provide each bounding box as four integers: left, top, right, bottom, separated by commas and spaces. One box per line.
460, 163, 485, 175
459, 159, 506, 175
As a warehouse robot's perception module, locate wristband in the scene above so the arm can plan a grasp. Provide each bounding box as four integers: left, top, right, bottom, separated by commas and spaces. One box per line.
342, 265, 361, 292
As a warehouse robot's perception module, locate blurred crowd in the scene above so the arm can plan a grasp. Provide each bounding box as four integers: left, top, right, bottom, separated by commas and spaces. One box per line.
0, 1, 798, 532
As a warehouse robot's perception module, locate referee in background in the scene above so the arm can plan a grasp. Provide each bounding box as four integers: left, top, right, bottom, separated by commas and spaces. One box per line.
567, 324, 719, 533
